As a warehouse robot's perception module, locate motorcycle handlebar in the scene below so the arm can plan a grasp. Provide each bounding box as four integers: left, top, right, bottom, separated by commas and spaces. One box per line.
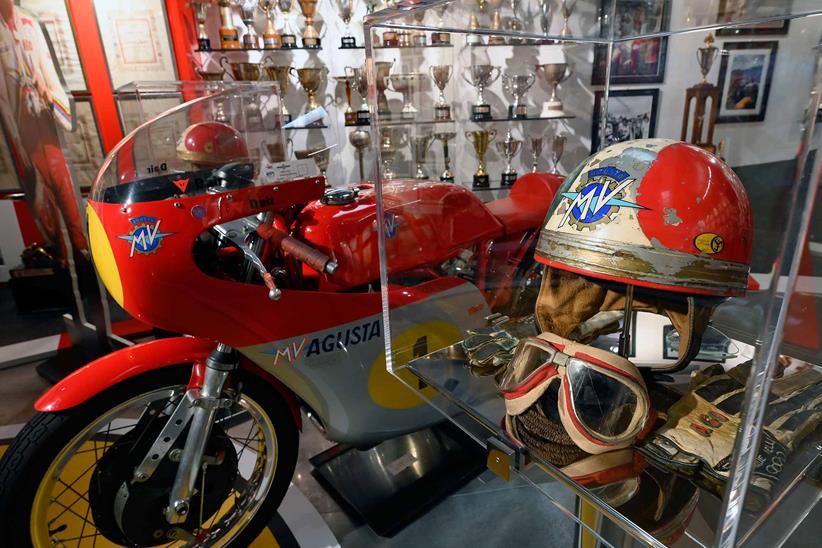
256, 225, 338, 275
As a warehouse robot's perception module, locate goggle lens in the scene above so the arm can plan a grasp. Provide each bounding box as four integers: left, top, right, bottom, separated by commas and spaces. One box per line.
566, 358, 638, 438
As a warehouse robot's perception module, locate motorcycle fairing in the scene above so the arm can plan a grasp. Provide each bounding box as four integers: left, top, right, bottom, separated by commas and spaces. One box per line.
241, 279, 491, 445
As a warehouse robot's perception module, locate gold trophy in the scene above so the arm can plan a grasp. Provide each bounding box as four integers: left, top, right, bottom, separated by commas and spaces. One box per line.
682, 34, 721, 153
292, 66, 326, 119
536, 62, 573, 117
560, 0, 576, 37
221, 56, 262, 80
410, 134, 434, 179
298, 0, 321, 48
434, 131, 456, 182
192, 1, 213, 51
336, 74, 357, 126
466, 129, 496, 188
258, 0, 282, 48
278, 0, 298, 48
218, 0, 240, 48
264, 61, 292, 122
488, 0, 505, 44
349, 128, 371, 181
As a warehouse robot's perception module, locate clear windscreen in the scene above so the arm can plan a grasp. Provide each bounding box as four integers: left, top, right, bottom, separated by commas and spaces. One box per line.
91, 86, 290, 204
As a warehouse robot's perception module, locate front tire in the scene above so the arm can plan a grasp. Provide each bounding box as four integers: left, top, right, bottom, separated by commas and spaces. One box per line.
0, 366, 298, 547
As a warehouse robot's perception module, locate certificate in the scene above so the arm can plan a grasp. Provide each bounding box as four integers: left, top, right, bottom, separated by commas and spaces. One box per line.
93, 1, 177, 89
20, 0, 86, 91
65, 99, 104, 189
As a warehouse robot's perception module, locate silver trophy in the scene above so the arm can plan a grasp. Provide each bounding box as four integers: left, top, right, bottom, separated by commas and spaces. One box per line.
434, 131, 456, 183
560, 0, 576, 37
192, 1, 212, 50
463, 65, 500, 121
379, 128, 407, 180
496, 129, 522, 186
430, 65, 453, 121
538, 0, 552, 38
507, 0, 524, 42
240, 0, 261, 48
410, 134, 434, 179
551, 134, 566, 174
530, 137, 543, 172
344, 65, 370, 125
278, 0, 299, 47
336, 0, 357, 48
696, 33, 719, 83
501, 72, 535, 119
349, 128, 371, 180
536, 62, 573, 117
388, 73, 423, 120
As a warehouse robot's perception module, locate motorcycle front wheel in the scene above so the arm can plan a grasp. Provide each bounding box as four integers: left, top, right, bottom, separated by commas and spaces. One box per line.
0, 366, 298, 547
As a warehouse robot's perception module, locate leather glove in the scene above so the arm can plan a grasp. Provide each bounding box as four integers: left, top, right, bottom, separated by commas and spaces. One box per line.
461, 315, 536, 380
640, 360, 822, 510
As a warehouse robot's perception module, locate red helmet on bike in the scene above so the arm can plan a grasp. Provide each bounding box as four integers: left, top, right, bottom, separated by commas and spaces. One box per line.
536, 138, 752, 296
176, 121, 249, 166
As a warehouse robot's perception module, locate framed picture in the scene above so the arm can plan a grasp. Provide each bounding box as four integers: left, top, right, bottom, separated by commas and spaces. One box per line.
592, 0, 670, 85
20, 0, 87, 91
64, 98, 105, 190
716, 0, 791, 36
717, 41, 778, 123
592, 89, 659, 152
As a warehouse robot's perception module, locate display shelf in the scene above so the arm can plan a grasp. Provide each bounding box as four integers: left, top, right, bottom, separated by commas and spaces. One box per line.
379, 118, 457, 126
196, 46, 323, 52
338, 45, 365, 50
373, 43, 454, 50
470, 40, 552, 47
472, 115, 576, 123
283, 124, 328, 130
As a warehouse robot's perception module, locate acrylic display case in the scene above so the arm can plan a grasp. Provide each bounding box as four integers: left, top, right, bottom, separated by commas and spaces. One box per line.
367, 1, 822, 546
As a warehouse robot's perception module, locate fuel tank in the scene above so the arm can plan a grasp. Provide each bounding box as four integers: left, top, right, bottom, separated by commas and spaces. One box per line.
297, 180, 504, 291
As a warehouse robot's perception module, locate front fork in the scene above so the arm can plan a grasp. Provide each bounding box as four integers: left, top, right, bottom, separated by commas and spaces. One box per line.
131, 343, 238, 524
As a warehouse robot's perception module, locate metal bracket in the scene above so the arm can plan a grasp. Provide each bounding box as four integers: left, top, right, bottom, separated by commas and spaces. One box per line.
486, 436, 527, 481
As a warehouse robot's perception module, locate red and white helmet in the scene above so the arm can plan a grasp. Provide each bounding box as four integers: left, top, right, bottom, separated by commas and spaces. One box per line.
176, 121, 249, 166
536, 139, 752, 297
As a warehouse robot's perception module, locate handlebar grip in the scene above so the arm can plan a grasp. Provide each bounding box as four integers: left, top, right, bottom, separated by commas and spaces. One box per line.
257, 225, 336, 274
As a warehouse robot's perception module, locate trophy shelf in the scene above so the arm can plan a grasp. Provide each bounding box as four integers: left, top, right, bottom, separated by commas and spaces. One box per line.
373, 43, 454, 50
196, 46, 324, 53
473, 115, 576, 123
379, 118, 458, 126
469, 40, 557, 47
284, 124, 328, 130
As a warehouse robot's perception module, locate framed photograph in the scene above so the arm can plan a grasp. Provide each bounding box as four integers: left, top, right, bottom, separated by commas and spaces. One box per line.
592, 89, 659, 152
93, 1, 178, 89
592, 0, 670, 85
716, 0, 791, 36
717, 41, 778, 123
20, 0, 87, 91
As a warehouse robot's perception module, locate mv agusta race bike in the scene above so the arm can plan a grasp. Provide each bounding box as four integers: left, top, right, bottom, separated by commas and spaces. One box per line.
0, 90, 561, 546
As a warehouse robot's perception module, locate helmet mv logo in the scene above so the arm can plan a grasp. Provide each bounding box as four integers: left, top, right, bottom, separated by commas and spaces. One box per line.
117, 216, 174, 257
558, 166, 646, 230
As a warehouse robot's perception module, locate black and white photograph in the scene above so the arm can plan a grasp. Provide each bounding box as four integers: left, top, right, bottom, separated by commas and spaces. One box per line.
592, 0, 670, 85
716, 0, 791, 35
717, 41, 778, 123
591, 89, 659, 152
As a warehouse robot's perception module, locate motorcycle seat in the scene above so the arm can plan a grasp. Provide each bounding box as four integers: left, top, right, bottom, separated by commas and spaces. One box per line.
485, 172, 563, 235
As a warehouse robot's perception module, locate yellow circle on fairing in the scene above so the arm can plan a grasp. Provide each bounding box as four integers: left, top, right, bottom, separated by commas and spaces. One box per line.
368, 321, 462, 409
87, 204, 124, 306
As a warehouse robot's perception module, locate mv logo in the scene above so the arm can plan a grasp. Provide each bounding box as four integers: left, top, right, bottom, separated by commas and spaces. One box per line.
118, 216, 174, 257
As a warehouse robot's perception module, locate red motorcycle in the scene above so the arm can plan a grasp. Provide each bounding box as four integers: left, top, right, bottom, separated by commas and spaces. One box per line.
0, 89, 559, 546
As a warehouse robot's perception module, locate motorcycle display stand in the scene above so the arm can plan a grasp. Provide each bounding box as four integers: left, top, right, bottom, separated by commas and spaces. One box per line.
310, 420, 485, 537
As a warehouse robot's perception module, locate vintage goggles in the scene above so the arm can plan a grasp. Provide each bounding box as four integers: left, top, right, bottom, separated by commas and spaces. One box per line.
499, 333, 650, 454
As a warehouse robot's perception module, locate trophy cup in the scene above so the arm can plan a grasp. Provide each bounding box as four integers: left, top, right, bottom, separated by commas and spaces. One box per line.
298, 0, 321, 48
431, 4, 450, 45
430, 65, 453, 121
411, 10, 427, 47
365, 0, 380, 14
258, 0, 281, 48
388, 74, 423, 120
218, 0, 240, 49
374, 60, 393, 116
222, 56, 262, 80
467, 13, 483, 45
240, 1, 261, 48
551, 134, 566, 173
538, 0, 552, 40
465, 130, 496, 188
336, 0, 357, 48
336, 75, 357, 126
345, 66, 370, 125
434, 131, 456, 183
507, 0, 524, 42
496, 129, 522, 186
197, 68, 226, 81
502, 72, 535, 119
463, 65, 500, 121
536, 63, 573, 117
295, 146, 330, 179
529, 137, 543, 172
278, 0, 298, 48
682, 34, 721, 153
264, 62, 292, 122
560, 0, 576, 37
349, 128, 371, 180
488, 0, 505, 45
379, 128, 407, 180
292, 66, 326, 120
192, 1, 212, 51
410, 134, 434, 179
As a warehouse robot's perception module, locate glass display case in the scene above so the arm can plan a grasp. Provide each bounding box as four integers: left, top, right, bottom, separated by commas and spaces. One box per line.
366, 1, 822, 546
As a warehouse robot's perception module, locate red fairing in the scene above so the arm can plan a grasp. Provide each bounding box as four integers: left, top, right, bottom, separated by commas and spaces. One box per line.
637, 143, 753, 266
486, 172, 563, 235
296, 180, 504, 291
